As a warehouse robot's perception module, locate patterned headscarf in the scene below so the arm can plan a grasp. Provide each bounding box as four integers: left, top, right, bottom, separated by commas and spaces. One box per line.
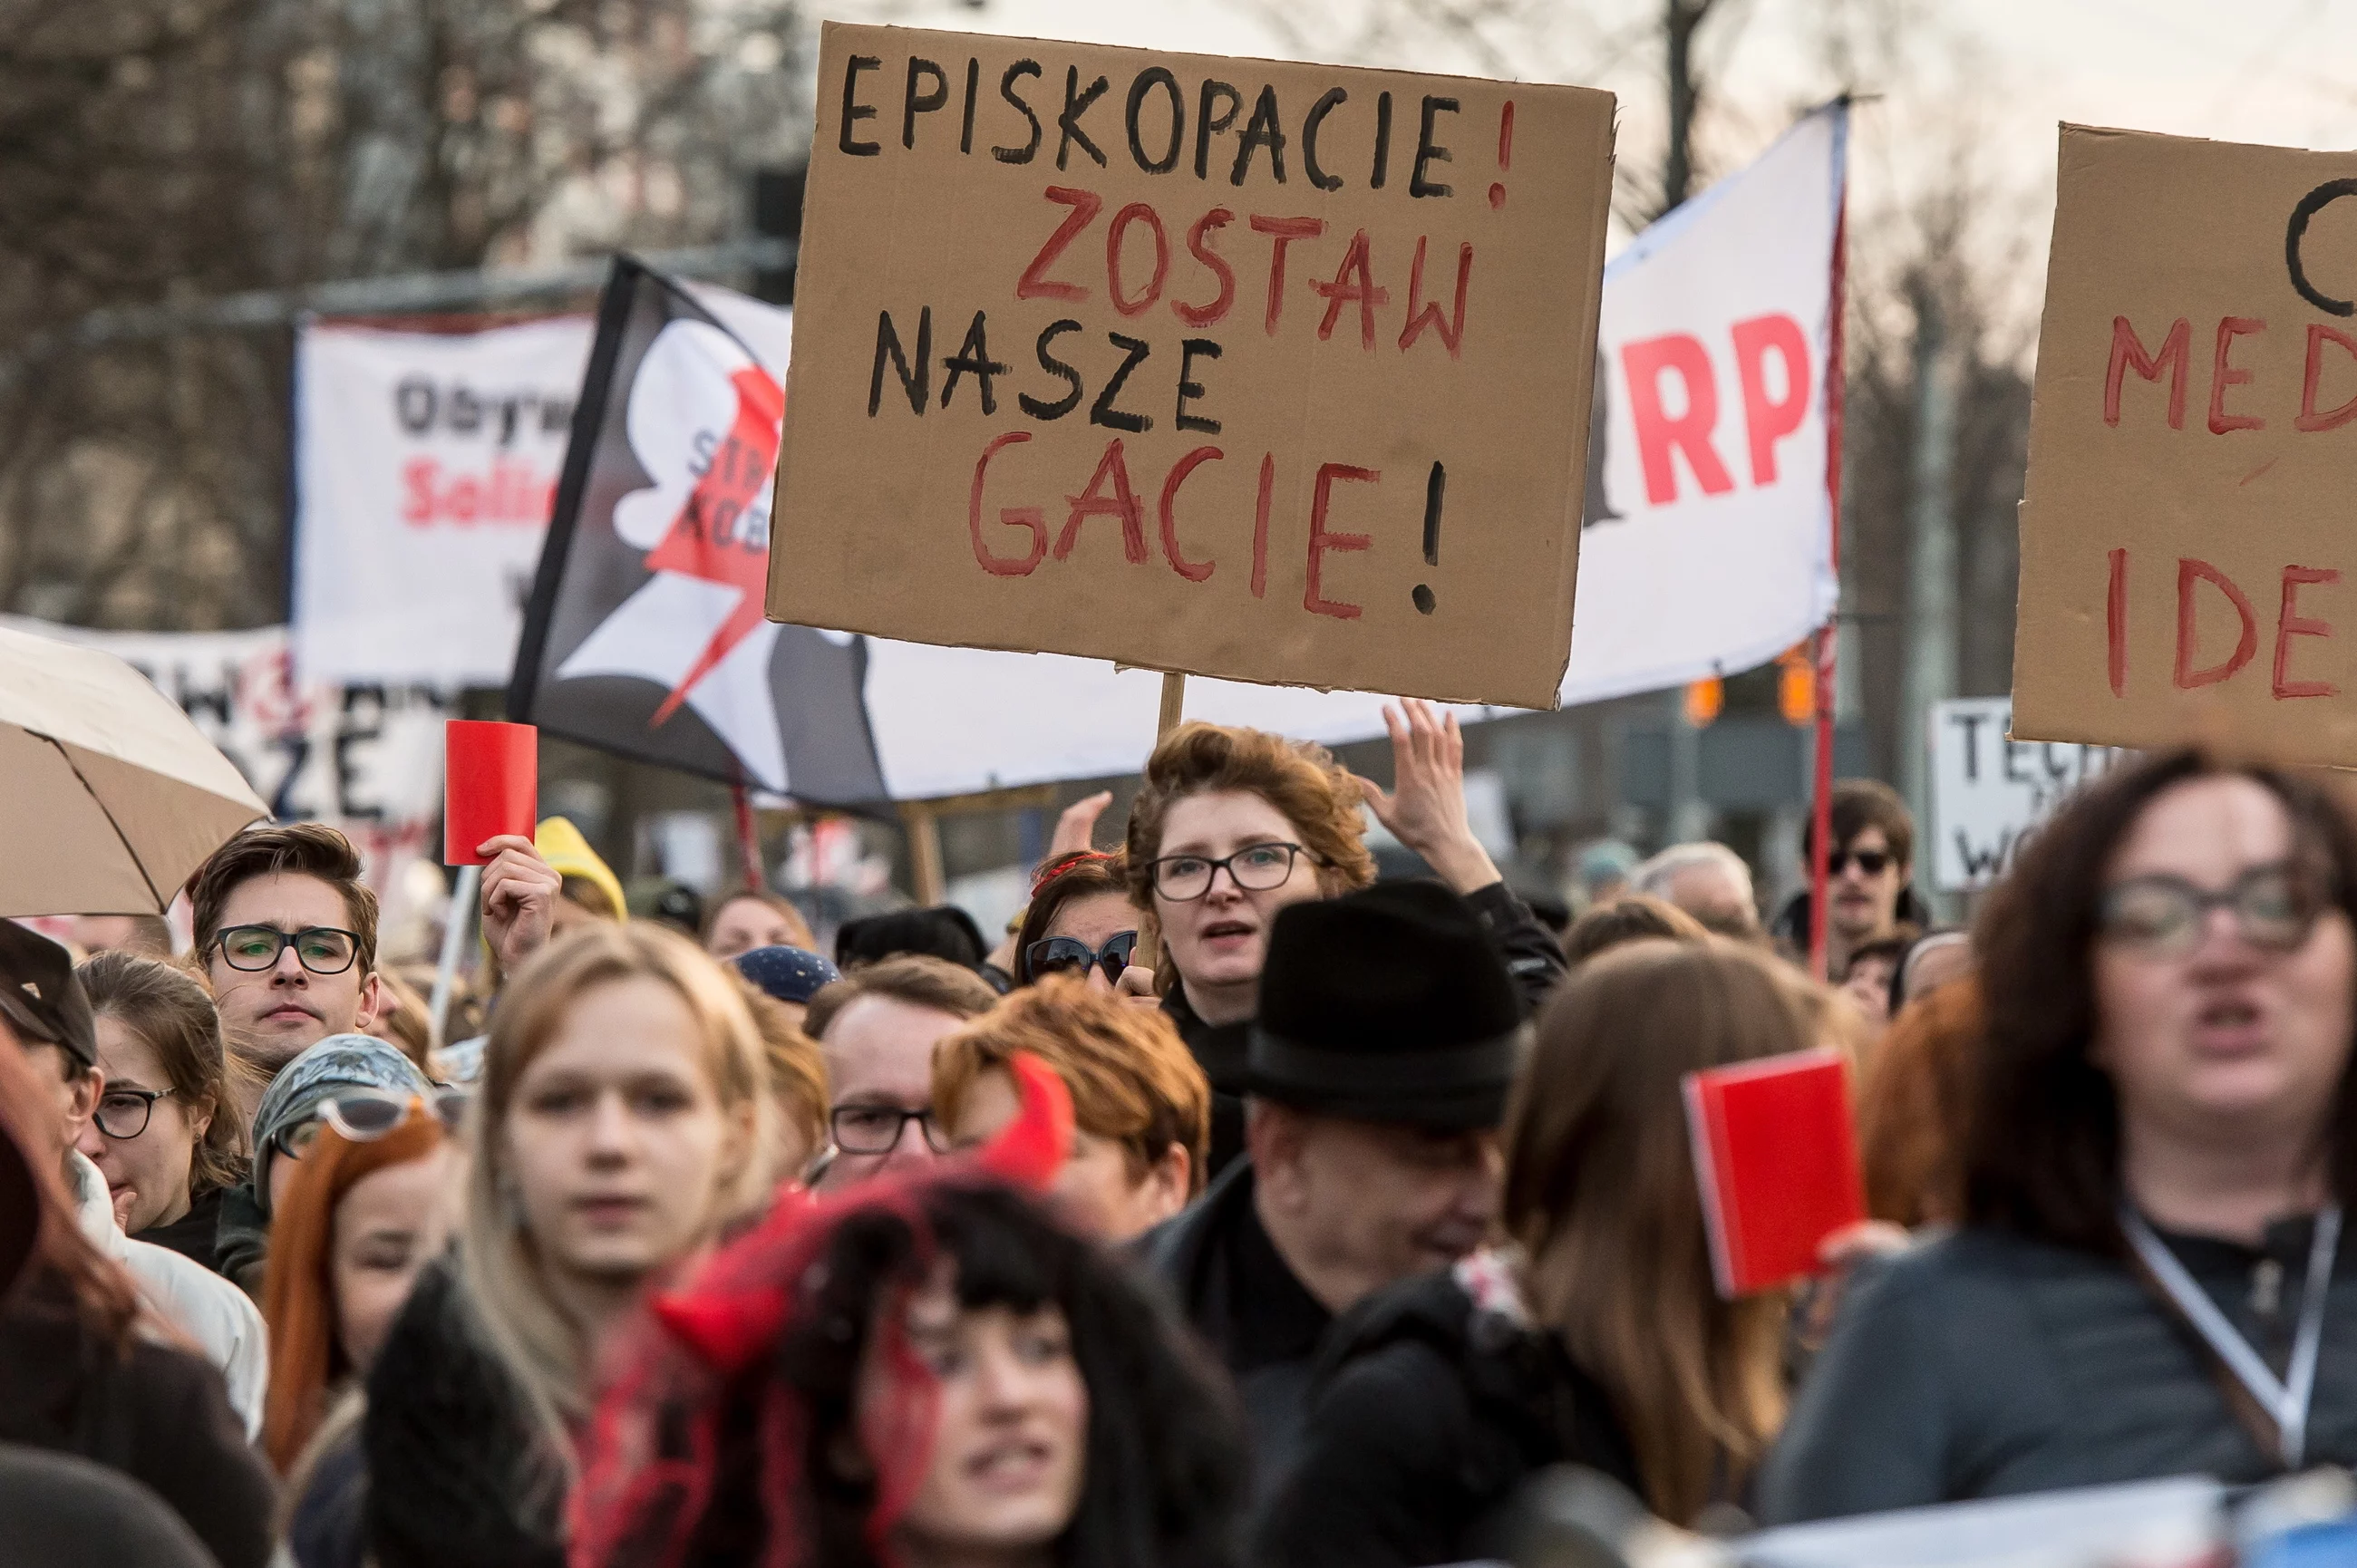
247, 1033, 433, 1216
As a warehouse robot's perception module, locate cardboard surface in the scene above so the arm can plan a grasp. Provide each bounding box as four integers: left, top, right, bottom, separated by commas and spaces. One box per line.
2014, 126, 2357, 764
443, 720, 538, 866
769, 24, 1615, 710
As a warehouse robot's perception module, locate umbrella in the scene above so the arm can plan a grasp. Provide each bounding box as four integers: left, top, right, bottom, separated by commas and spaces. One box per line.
0, 624, 267, 916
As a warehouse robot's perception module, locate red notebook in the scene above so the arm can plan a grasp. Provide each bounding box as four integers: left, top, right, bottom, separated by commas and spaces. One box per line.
1683, 1048, 1866, 1298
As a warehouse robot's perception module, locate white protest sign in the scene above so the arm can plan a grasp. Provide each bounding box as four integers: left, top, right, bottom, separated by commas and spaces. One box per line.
1562, 104, 1845, 705
5, 619, 452, 930
293, 316, 592, 686
1931, 697, 2124, 892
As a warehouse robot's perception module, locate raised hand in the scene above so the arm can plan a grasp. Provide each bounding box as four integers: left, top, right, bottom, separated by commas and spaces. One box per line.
1353, 700, 1501, 895
479, 833, 561, 975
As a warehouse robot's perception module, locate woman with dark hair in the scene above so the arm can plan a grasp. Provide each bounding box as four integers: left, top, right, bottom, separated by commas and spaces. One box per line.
1763, 747, 2357, 1519
0, 1031, 276, 1568
571, 1060, 1246, 1568
78, 950, 248, 1272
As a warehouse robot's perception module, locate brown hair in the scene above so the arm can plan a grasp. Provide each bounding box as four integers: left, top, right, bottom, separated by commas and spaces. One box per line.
1968, 747, 2357, 1253
1013, 852, 1133, 984
460, 923, 779, 1463
259, 1109, 446, 1472
187, 823, 381, 975
703, 886, 816, 952
558, 876, 620, 921
78, 950, 248, 1196
933, 978, 1209, 1193
367, 966, 434, 1073
1800, 778, 1916, 868
0, 1032, 146, 1349
1503, 940, 1809, 1524
802, 953, 998, 1042
744, 989, 829, 1159
1858, 979, 1983, 1228
1123, 721, 1376, 912
1561, 894, 1709, 966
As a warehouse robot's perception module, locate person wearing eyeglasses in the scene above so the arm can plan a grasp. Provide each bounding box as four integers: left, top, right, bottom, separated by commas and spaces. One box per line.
1126, 702, 1566, 1179
1763, 748, 2357, 1520
800, 955, 1001, 1193
186, 824, 388, 1081
75, 952, 249, 1275
1770, 779, 1931, 980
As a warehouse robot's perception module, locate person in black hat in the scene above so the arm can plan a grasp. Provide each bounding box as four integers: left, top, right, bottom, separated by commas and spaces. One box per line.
0, 922, 269, 1434
1140, 880, 1520, 1513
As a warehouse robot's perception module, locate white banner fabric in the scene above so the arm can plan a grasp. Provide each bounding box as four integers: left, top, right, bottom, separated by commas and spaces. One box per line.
1560, 105, 1846, 706
293, 316, 593, 686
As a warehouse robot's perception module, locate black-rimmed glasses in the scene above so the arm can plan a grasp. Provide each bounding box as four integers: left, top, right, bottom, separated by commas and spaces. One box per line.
1023, 930, 1139, 985
1147, 842, 1323, 902
829, 1103, 951, 1156
215, 924, 362, 975
2100, 863, 2323, 959
93, 1087, 166, 1140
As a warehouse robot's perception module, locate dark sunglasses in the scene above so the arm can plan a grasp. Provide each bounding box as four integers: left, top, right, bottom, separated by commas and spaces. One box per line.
274, 1089, 470, 1161
1023, 930, 1140, 985
1828, 847, 1892, 877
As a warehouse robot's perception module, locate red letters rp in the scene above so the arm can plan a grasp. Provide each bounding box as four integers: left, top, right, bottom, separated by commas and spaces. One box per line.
2105, 547, 2342, 701
1618, 315, 1811, 505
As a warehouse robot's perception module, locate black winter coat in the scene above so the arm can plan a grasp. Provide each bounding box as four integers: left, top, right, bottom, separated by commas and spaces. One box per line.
1760, 1218, 2357, 1522
0, 1278, 276, 1568
1164, 879, 1566, 1183
1140, 1159, 1333, 1512
1256, 1266, 1639, 1568
364, 1258, 567, 1568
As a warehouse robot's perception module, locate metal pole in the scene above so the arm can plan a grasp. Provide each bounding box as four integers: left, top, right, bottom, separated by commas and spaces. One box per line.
428, 864, 480, 1053
1896, 287, 1962, 921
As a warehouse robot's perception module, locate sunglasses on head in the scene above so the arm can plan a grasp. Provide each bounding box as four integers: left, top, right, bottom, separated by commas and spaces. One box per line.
274, 1089, 469, 1161
1829, 847, 1892, 876
1023, 930, 1140, 985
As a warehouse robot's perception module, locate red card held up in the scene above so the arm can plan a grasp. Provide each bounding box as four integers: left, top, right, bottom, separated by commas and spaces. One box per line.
1683, 1048, 1866, 1299
444, 721, 538, 866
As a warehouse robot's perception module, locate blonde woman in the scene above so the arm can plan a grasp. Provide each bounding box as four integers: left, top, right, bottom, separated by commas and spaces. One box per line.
354, 923, 777, 1568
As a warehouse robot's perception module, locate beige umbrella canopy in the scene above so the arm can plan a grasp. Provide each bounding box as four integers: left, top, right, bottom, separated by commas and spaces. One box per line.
0, 624, 267, 917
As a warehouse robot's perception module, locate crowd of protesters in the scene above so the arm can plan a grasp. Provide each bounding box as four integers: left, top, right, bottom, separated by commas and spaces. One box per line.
0, 695, 2351, 1566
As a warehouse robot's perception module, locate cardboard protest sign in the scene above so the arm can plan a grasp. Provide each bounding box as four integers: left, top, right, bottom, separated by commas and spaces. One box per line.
2014, 127, 2357, 765
768, 24, 1615, 711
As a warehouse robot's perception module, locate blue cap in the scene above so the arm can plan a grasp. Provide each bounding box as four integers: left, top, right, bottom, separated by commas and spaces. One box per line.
732, 945, 841, 1006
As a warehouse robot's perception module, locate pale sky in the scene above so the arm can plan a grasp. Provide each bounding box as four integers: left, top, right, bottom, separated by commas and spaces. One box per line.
813, 0, 2357, 350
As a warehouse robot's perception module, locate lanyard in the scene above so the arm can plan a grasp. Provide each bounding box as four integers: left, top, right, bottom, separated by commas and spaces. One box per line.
2120, 1202, 2341, 1468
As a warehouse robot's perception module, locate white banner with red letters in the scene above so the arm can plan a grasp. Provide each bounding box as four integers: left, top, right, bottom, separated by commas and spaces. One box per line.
1561, 103, 1846, 705
292, 315, 593, 687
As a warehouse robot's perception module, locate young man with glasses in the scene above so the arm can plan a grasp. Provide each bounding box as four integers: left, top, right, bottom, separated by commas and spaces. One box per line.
799, 954, 999, 1192
186, 824, 385, 1082
1772, 779, 1932, 979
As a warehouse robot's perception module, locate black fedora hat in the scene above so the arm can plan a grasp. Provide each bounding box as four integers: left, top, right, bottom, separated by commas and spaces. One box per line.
1247, 880, 1523, 1128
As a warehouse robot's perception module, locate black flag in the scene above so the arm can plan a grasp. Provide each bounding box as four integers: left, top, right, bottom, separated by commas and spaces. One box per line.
509, 257, 886, 804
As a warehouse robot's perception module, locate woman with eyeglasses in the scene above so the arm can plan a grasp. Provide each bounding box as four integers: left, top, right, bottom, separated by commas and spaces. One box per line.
239, 1035, 434, 1290
360, 922, 778, 1568
1763, 748, 2357, 1520
1126, 702, 1565, 1178
1014, 850, 1149, 993
76, 952, 249, 1275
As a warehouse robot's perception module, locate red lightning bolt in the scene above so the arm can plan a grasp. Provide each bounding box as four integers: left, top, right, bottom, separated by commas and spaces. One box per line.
643, 363, 785, 729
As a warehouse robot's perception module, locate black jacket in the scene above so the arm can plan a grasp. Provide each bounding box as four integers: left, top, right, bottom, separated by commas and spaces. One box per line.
1164, 880, 1566, 1182
1256, 1267, 1639, 1568
1140, 1158, 1333, 1511
0, 1280, 276, 1568
364, 1258, 567, 1568
0, 1442, 219, 1568
1760, 1218, 2357, 1522
134, 1186, 227, 1276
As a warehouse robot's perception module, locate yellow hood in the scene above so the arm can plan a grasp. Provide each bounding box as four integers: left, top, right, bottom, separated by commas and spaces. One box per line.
536, 817, 627, 922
